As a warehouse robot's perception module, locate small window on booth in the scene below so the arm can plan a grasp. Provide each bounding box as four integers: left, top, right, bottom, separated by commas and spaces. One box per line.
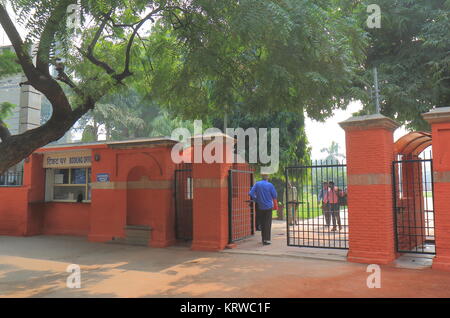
47, 168, 92, 202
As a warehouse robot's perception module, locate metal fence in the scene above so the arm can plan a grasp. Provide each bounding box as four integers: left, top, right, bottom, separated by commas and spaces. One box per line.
285, 160, 349, 249
393, 153, 435, 254
228, 167, 255, 243
0, 170, 23, 187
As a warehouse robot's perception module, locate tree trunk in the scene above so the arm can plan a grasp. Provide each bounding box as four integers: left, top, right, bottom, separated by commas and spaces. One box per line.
0, 108, 88, 174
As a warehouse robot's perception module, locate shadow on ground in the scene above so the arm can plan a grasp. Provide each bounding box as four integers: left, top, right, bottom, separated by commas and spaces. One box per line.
0, 233, 448, 298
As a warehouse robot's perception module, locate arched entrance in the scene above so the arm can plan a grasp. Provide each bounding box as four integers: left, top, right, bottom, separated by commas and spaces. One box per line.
393, 131, 435, 254
126, 166, 152, 226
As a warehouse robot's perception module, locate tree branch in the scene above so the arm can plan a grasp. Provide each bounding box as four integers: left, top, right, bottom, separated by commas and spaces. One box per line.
113, 7, 163, 83
0, 3, 73, 115
55, 70, 84, 97
79, 11, 117, 75
0, 4, 40, 82
169, 11, 185, 30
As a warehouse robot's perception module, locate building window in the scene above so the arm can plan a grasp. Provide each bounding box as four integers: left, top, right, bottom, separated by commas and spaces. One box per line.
46, 168, 91, 202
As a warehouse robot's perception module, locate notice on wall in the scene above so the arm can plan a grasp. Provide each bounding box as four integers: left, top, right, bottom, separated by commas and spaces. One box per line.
43, 150, 92, 169
96, 173, 110, 183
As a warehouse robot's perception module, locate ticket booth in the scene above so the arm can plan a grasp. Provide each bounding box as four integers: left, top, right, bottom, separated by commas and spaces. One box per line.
0, 138, 179, 248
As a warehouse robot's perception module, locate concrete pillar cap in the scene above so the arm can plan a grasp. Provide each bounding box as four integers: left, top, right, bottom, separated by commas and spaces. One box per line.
422, 106, 450, 124
339, 114, 400, 131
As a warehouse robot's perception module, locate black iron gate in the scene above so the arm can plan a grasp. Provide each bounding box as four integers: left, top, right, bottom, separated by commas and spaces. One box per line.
392, 155, 435, 254
174, 164, 193, 241
228, 169, 255, 243
285, 161, 349, 249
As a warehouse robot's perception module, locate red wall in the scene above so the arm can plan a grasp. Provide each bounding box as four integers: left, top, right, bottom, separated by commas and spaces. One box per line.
88, 146, 177, 247
41, 203, 90, 236
127, 189, 152, 226
191, 144, 234, 251
0, 187, 29, 236
26, 153, 46, 236
89, 189, 126, 242
431, 121, 450, 271
343, 121, 398, 265
0, 141, 235, 253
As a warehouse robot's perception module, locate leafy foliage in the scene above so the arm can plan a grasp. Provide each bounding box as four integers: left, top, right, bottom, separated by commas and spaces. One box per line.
144, 0, 368, 122
0, 101, 15, 121
320, 141, 345, 163
211, 110, 310, 177
356, 0, 450, 130
0, 48, 21, 77
0, 0, 368, 172
0, 50, 20, 122
76, 88, 194, 141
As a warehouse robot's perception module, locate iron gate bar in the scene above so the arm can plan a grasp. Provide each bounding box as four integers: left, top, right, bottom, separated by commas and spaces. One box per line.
392, 154, 435, 255
285, 168, 290, 246
228, 170, 233, 244
428, 158, 436, 241
174, 166, 193, 241
285, 161, 349, 250
228, 169, 255, 244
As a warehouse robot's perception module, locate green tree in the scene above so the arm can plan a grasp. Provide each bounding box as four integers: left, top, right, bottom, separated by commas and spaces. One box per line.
211, 110, 310, 178
76, 88, 194, 141
356, 0, 449, 130
320, 141, 345, 163
0, 48, 21, 76
0, 102, 15, 140
0, 0, 367, 174
147, 0, 367, 121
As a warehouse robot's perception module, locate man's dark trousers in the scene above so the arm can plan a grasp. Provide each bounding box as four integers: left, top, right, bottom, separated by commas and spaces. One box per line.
256, 210, 263, 231
256, 207, 263, 231
258, 208, 272, 242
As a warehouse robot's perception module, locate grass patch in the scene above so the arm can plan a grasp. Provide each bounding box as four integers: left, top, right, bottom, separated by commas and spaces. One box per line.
273, 204, 323, 220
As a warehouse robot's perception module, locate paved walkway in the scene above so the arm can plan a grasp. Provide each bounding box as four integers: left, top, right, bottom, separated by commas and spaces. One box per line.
226, 220, 435, 269
0, 235, 449, 298
223, 220, 348, 262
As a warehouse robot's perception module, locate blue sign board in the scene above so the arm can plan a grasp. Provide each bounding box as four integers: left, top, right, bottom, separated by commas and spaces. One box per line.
96, 173, 110, 183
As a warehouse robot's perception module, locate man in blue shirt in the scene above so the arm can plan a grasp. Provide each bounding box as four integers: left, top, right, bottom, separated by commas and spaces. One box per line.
249, 174, 278, 245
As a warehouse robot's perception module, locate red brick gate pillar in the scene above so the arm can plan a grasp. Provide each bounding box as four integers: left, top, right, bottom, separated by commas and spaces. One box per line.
190, 134, 235, 251
340, 114, 400, 264
423, 107, 450, 271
